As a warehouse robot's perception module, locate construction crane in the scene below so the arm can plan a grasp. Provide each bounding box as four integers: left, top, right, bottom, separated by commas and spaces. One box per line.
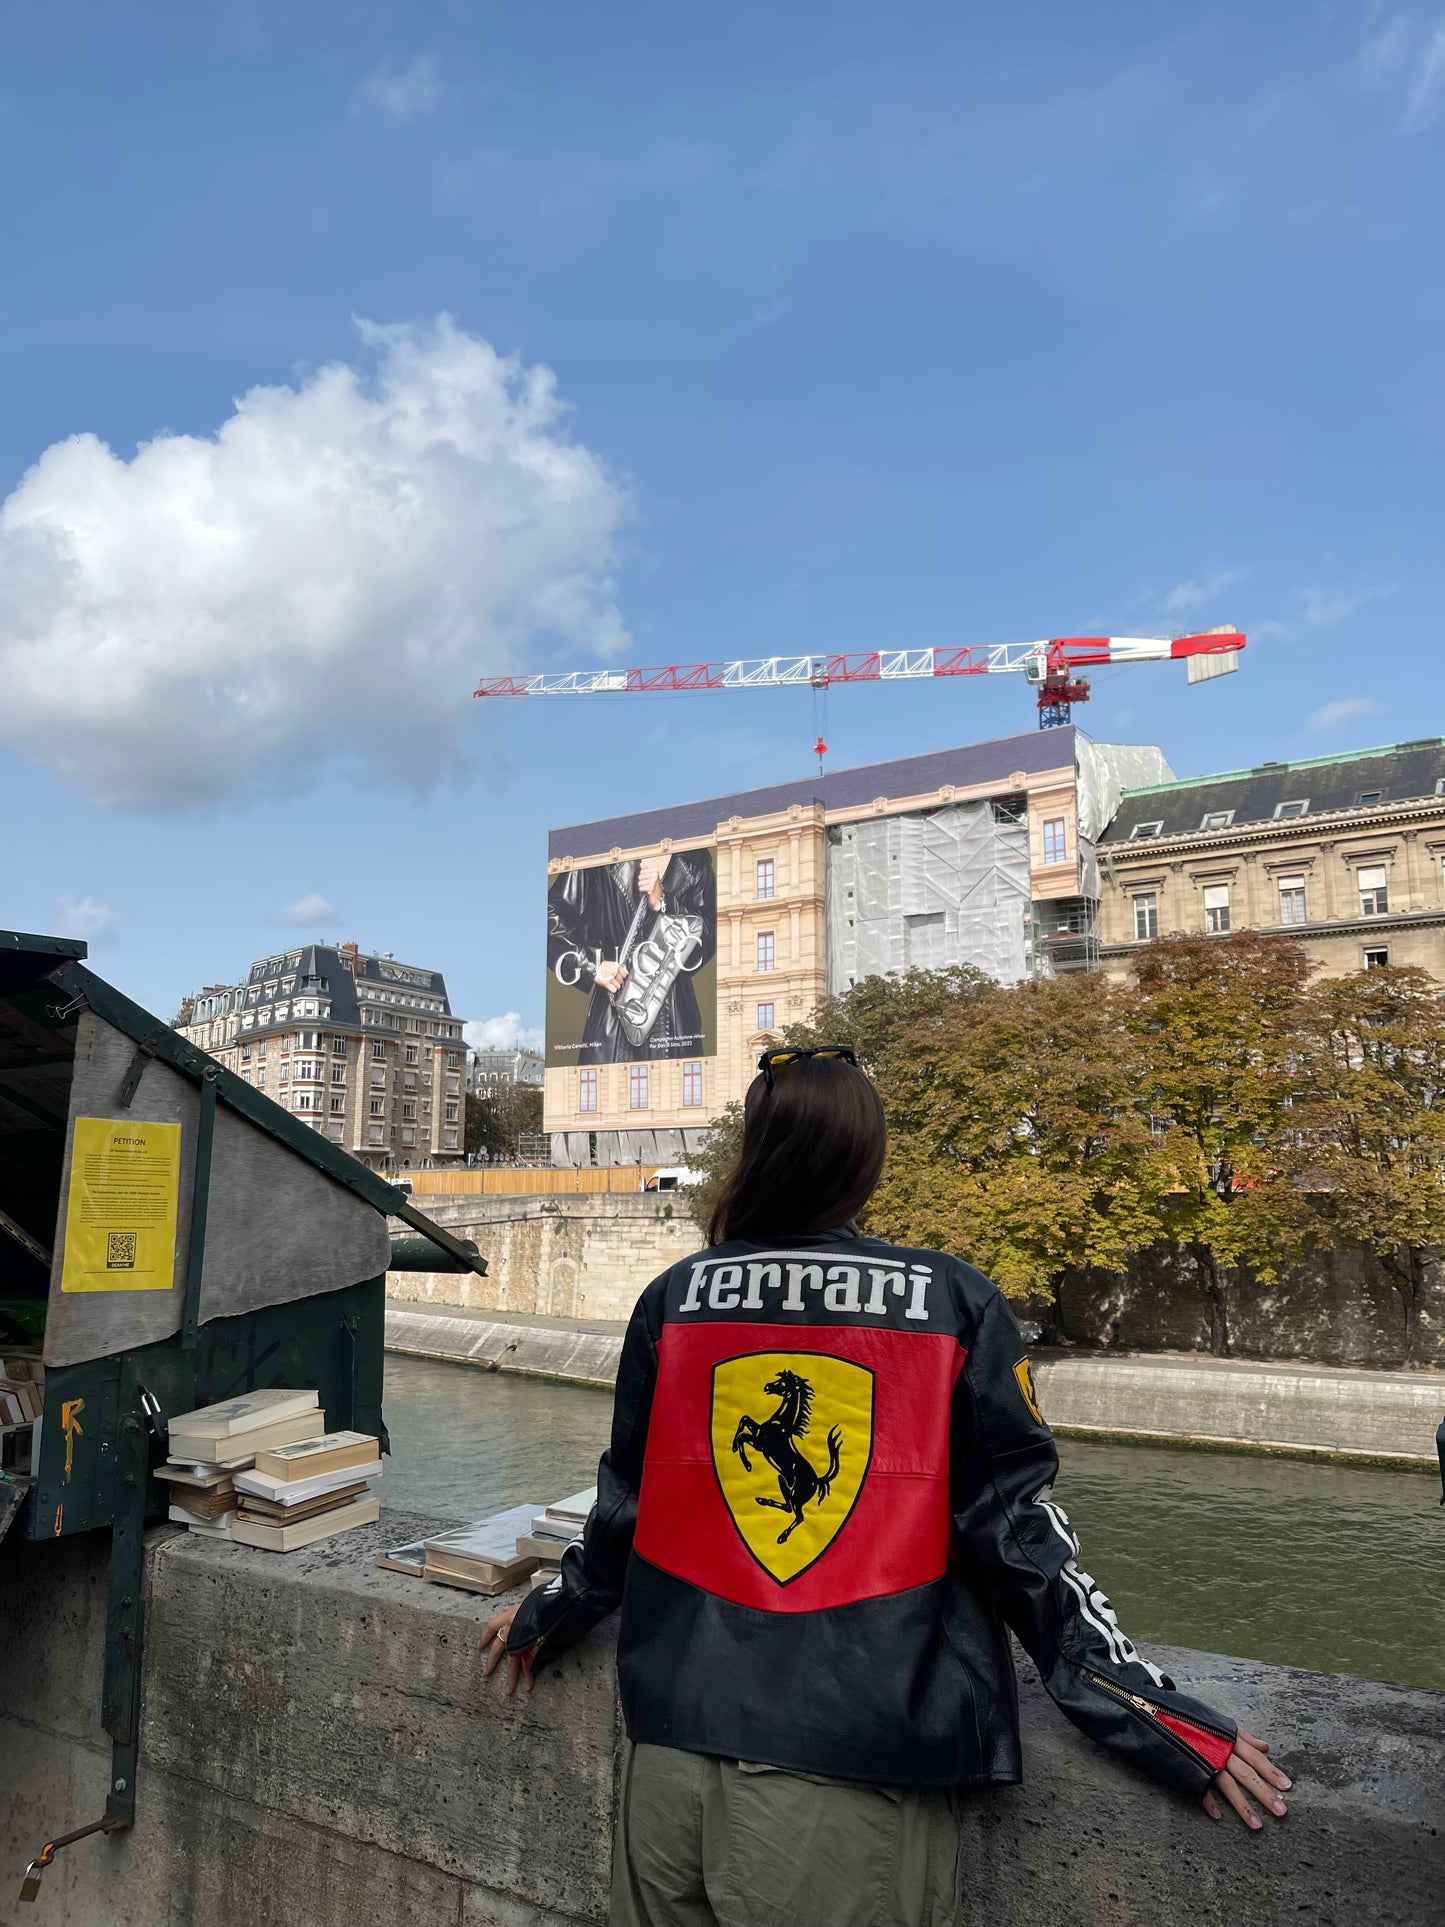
474, 627, 1244, 732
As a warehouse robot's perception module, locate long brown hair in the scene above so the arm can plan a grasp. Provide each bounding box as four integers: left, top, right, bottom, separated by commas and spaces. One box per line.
707, 1054, 887, 1246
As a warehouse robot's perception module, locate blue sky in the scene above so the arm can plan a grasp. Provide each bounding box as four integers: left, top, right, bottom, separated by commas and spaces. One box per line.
2, 2, 1442, 1039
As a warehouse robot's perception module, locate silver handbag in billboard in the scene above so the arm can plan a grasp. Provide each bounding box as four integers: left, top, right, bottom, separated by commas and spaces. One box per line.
611, 895, 706, 1049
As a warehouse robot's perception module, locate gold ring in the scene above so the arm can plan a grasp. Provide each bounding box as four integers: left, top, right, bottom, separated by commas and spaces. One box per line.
494, 1631, 507, 1647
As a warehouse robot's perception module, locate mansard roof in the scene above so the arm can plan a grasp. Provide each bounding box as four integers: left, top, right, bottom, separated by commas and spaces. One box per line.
1100, 738, 1445, 845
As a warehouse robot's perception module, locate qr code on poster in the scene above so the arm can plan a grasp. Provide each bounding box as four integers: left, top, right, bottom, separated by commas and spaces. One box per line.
106, 1230, 138, 1270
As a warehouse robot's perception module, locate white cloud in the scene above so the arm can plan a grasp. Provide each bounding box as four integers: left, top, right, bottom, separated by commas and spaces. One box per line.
0, 316, 628, 808
354, 54, 441, 123
1360, 13, 1445, 131
464, 1014, 544, 1054
1299, 583, 1394, 628
1160, 569, 1244, 617
275, 892, 338, 928
56, 893, 118, 947
1306, 696, 1382, 734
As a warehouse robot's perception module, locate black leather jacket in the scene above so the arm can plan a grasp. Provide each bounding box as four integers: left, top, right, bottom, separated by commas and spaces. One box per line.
507, 1226, 1237, 1796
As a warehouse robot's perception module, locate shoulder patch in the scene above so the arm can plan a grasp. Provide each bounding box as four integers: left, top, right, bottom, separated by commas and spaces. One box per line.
1013, 1356, 1044, 1426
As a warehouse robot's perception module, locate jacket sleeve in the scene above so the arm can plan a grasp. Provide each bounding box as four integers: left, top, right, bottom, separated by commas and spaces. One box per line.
951, 1288, 1237, 1798
504, 1290, 658, 1672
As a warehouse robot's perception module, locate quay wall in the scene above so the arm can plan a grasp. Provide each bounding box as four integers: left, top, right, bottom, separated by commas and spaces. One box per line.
392, 1196, 1445, 1370
2, 1514, 1442, 1927
384, 1305, 1443, 1461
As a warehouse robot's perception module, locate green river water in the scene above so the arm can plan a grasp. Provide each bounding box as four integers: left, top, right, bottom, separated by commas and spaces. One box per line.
382, 1353, 1444, 1692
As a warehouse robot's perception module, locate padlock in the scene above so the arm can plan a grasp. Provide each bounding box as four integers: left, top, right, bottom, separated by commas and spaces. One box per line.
18, 1858, 48, 1904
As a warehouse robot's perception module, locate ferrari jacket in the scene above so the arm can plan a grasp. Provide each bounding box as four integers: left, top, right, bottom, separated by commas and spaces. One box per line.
505, 1225, 1238, 1797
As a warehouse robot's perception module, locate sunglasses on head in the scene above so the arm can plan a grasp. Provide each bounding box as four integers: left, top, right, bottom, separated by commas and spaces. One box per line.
757, 1045, 859, 1092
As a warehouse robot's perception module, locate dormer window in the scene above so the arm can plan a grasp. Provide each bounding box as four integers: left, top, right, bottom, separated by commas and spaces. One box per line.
1200, 810, 1234, 831
1357, 790, 1383, 807
1274, 799, 1309, 819
1129, 821, 1164, 839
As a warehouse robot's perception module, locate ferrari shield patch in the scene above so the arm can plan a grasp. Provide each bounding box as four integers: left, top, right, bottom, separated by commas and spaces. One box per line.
1013, 1356, 1044, 1426
710, 1351, 874, 1584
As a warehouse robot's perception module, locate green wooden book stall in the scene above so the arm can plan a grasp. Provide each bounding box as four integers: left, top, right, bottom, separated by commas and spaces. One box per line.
0, 929, 483, 1898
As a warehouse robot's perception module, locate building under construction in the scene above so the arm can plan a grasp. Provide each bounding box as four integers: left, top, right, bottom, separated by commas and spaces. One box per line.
544, 725, 1171, 1166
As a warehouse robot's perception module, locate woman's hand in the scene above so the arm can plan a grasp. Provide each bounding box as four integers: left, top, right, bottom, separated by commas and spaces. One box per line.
479, 1604, 534, 1696
1202, 1727, 1291, 1830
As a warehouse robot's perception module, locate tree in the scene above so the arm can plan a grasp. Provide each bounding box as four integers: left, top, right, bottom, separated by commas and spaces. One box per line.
1127, 933, 1318, 1355
465, 1082, 544, 1161
871, 971, 1173, 1304
172, 996, 195, 1028
1292, 965, 1445, 1366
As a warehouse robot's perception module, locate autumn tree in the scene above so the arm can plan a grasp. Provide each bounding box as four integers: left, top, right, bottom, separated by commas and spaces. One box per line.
465, 1081, 544, 1161
872, 971, 1174, 1304
1127, 932, 1318, 1355
1292, 965, 1445, 1365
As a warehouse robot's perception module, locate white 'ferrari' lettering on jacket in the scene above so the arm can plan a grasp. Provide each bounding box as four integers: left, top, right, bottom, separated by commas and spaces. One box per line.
677, 1252, 933, 1321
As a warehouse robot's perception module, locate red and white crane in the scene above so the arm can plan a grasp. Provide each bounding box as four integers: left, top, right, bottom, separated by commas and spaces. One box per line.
475, 627, 1244, 733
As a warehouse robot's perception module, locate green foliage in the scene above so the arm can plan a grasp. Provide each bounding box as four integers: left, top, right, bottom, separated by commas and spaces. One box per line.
172, 996, 196, 1028
682, 937, 1445, 1355
465, 1082, 544, 1160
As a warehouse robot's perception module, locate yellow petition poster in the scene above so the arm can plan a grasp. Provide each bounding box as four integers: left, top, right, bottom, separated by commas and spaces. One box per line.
60, 1117, 182, 1293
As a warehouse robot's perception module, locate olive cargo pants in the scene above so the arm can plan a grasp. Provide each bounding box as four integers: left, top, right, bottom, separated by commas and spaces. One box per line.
610, 1743, 962, 1927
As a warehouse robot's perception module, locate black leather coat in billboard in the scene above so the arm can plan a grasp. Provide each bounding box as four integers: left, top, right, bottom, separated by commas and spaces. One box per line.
507, 1225, 1237, 1796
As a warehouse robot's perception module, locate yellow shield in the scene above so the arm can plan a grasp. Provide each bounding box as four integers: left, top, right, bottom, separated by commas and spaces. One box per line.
710, 1351, 874, 1584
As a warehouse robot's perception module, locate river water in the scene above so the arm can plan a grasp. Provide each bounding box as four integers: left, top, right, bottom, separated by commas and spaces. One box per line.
382, 1354, 1444, 1692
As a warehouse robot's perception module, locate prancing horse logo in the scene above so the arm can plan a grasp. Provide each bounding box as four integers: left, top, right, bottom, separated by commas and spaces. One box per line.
710, 1352, 874, 1584
731, 1368, 842, 1544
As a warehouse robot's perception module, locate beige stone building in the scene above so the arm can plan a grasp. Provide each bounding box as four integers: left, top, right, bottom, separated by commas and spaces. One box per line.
1097, 737, 1445, 977
176, 942, 468, 1172
546, 726, 1172, 1165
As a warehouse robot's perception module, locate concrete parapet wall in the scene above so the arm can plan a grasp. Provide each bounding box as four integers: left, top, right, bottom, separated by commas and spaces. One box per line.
3, 1513, 1441, 1927
386, 1304, 626, 1387
1031, 1351, 1444, 1462
388, 1195, 698, 1324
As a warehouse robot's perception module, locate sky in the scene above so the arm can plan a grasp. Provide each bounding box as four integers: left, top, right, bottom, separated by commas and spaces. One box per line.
2, 2, 1443, 1043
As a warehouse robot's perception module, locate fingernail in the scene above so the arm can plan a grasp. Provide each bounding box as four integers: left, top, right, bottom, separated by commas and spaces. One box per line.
1273, 1800, 1287, 1815
1279, 1776, 1292, 1790
1250, 1815, 1262, 1830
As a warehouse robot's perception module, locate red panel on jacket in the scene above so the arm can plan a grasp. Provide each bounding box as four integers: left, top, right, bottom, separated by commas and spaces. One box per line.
633, 1320, 966, 1613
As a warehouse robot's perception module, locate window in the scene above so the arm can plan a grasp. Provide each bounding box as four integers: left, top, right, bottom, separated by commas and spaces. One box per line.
293, 1090, 316, 1111
367, 1125, 383, 1146
1274, 799, 1309, 819
682, 1061, 703, 1107
1357, 790, 1383, 807
257, 1039, 266, 1059
279, 1063, 289, 1083
372, 1041, 386, 1059
241, 1044, 252, 1063
1364, 946, 1389, 969
756, 1002, 775, 1031
1200, 810, 1234, 831
1129, 820, 1164, 840
1203, 884, 1231, 934
404, 1044, 418, 1064
328, 1123, 344, 1143
332, 1036, 347, 1055
756, 931, 775, 972
371, 1067, 386, 1089
298, 1030, 319, 1049
401, 1127, 415, 1147
629, 1064, 649, 1110
1277, 876, 1306, 925
257, 1069, 266, 1088
445, 1101, 460, 1122
1042, 818, 1067, 865
756, 858, 775, 901
403, 1072, 417, 1092
443, 1128, 459, 1147
293, 1059, 320, 1081
369, 1097, 385, 1116
402, 1101, 415, 1120
329, 1095, 345, 1114
1133, 893, 1159, 941
1358, 865, 1389, 916
331, 1063, 346, 1083
579, 1068, 598, 1113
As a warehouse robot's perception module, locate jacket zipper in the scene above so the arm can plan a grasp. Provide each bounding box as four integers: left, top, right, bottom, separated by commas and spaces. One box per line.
1086, 1672, 1234, 1762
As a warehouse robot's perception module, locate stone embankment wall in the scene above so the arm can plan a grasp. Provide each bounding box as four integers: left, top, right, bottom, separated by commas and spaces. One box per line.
396, 1196, 1445, 1369
391, 1194, 698, 1323
2, 1515, 1441, 1927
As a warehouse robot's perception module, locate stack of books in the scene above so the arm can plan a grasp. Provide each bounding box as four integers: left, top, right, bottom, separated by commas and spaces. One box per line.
515, 1486, 595, 1584
376, 1501, 542, 1595
157, 1391, 381, 1551
232, 1431, 382, 1550
0, 1353, 43, 1474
